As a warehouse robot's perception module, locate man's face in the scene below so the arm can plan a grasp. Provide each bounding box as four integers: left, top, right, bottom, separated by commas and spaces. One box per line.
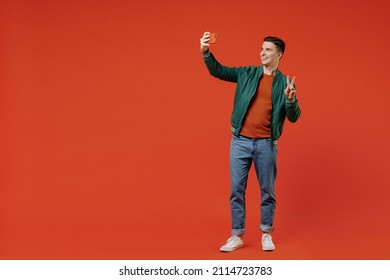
260, 41, 282, 67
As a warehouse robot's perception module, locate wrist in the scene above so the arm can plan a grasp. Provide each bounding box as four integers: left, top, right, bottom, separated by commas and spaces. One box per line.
286, 97, 296, 103
202, 49, 210, 57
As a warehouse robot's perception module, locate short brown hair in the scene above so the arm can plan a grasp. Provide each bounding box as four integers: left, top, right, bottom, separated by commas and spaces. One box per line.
264, 36, 285, 54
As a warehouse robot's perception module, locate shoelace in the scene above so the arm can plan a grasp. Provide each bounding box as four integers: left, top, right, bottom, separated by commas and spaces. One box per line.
228, 236, 240, 244
263, 234, 272, 243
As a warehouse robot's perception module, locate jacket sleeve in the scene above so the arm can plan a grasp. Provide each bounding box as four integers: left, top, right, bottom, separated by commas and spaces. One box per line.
285, 98, 301, 123
202, 51, 239, 83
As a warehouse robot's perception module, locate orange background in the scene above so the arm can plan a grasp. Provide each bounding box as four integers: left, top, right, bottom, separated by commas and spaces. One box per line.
1, 0, 390, 260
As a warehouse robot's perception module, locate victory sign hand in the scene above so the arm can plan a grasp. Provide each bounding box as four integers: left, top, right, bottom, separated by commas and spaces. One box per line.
285, 76, 296, 100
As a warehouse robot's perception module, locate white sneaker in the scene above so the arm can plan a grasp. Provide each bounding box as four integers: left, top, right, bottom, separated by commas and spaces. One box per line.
220, 236, 244, 252
262, 233, 275, 251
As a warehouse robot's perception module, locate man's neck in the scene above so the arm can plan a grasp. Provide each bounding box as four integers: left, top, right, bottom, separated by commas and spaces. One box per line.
262, 65, 278, 75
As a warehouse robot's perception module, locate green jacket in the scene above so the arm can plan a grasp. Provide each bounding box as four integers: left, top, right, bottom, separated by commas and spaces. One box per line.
203, 52, 301, 143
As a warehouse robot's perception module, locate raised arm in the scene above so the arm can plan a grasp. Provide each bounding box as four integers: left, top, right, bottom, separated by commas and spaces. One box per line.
200, 32, 239, 83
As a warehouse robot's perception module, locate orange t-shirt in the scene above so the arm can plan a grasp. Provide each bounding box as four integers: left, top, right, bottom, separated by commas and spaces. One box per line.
240, 74, 274, 138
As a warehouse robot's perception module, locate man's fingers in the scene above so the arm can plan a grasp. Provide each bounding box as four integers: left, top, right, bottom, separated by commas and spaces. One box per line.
201, 35, 211, 44
290, 76, 296, 88
286, 76, 296, 94
202, 32, 210, 41
200, 39, 210, 46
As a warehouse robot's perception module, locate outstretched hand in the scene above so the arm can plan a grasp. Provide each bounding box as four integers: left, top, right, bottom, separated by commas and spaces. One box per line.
284, 76, 296, 100
200, 32, 211, 54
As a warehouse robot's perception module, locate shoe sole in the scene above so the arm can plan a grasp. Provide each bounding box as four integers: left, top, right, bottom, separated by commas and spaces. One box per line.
262, 246, 275, 251
220, 244, 244, 252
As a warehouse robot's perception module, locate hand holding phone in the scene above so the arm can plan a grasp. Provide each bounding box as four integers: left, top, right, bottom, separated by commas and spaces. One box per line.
200, 32, 217, 54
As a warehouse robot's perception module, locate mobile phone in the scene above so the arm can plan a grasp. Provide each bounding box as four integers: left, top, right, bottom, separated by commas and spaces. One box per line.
209, 33, 217, 44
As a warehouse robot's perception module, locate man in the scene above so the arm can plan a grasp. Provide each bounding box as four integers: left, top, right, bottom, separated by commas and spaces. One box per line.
200, 32, 301, 252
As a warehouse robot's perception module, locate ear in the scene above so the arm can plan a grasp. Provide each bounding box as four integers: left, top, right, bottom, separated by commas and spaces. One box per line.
278, 52, 283, 60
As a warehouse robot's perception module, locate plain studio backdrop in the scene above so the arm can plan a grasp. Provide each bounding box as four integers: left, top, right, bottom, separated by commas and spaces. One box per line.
1, 0, 390, 259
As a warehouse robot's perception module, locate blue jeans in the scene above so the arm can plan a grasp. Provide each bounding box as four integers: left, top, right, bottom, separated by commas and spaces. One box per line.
230, 135, 278, 236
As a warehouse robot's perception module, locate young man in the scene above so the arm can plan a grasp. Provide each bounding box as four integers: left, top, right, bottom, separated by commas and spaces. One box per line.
200, 32, 301, 252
